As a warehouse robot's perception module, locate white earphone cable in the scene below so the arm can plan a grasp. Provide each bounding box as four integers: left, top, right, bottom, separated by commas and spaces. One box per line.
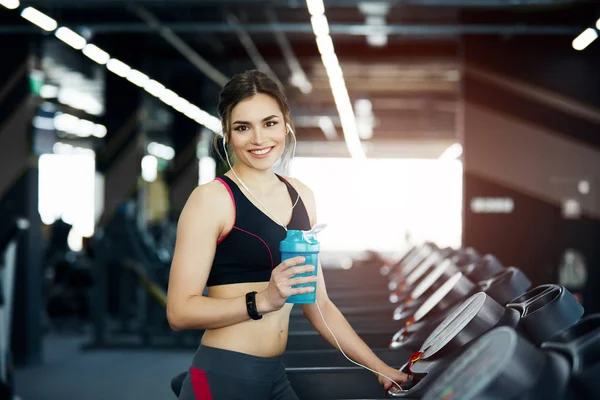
222, 124, 300, 231
314, 299, 404, 391
221, 125, 404, 393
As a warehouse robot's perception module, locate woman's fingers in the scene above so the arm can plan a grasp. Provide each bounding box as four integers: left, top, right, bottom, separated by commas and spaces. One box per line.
283, 264, 315, 278
275, 256, 306, 272
292, 285, 315, 295
288, 275, 318, 287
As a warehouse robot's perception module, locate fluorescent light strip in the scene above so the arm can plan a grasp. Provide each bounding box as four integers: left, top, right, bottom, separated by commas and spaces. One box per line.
306, 0, 325, 16
148, 142, 175, 161
106, 58, 131, 77
21, 7, 57, 32
306, 0, 364, 158
93, 124, 107, 138
55, 27, 87, 50
0, 0, 20, 10
82, 44, 110, 65
144, 80, 166, 98
316, 35, 335, 56
311, 14, 329, 37
184, 104, 202, 120
126, 69, 150, 87
572, 28, 598, 51
10, 5, 221, 133
173, 97, 190, 113
160, 90, 179, 107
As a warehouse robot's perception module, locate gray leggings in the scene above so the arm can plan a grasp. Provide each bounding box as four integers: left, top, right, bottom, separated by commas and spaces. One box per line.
178, 345, 300, 400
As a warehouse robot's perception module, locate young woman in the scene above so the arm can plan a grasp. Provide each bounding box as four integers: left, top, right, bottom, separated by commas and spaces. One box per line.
168, 70, 407, 399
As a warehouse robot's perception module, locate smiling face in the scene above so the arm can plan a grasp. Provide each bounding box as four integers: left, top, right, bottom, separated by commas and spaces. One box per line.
227, 93, 288, 171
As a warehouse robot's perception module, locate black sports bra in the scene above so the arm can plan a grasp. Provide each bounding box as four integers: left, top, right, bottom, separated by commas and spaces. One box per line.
206, 175, 312, 287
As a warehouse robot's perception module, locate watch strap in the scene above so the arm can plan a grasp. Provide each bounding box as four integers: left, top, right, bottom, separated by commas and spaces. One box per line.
246, 291, 262, 320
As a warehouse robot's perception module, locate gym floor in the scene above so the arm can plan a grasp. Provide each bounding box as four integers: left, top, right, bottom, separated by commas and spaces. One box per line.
14, 332, 190, 400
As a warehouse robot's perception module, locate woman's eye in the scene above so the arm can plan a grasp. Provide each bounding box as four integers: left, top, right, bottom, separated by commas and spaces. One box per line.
266, 121, 278, 127
235, 125, 249, 132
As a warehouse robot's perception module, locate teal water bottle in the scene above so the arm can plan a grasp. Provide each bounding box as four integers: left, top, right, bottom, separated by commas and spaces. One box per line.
280, 230, 320, 304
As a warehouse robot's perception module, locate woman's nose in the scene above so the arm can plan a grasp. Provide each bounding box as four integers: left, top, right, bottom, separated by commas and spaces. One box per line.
251, 128, 266, 144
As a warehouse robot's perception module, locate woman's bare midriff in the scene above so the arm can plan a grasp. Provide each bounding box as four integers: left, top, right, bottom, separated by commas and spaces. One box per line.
201, 281, 295, 357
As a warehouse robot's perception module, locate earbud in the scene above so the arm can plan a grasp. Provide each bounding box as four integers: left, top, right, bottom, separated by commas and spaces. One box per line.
286, 123, 294, 136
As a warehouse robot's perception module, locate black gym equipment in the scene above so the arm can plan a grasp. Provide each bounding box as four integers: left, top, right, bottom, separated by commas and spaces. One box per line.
422, 314, 600, 400
0, 217, 29, 400
390, 265, 532, 353
281, 283, 582, 400
384, 284, 583, 398
286, 247, 480, 342
387, 244, 439, 287
391, 253, 500, 307
89, 208, 201, 349
421, 326, 570, 400
388, 247, 456, 295
284, 262, 526, 354
540, 314, 600, 400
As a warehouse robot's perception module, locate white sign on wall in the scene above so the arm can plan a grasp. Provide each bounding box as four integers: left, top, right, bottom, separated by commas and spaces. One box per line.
470, 197, 514, 214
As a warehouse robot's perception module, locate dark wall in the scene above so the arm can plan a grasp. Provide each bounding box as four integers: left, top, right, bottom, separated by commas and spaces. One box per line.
462, 35, 600, 313
0, 169, 44, 366
463, 35, 600, 149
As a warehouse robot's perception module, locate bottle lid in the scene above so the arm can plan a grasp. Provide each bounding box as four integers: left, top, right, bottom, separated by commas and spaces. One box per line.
280, 229, 320, 253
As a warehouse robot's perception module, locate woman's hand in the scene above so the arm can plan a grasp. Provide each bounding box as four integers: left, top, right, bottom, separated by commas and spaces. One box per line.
257, 256, 318, 313
376, 365, 409, 391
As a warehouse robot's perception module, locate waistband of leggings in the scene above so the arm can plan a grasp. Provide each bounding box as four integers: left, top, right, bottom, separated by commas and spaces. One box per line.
191, 345, 284, 382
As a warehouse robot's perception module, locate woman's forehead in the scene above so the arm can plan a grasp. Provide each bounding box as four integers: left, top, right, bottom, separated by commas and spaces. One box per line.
231, 94, 282, 121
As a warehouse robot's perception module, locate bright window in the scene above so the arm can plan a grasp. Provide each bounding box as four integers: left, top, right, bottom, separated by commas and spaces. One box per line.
38, 153, 96, 251
291, 157, 463, 255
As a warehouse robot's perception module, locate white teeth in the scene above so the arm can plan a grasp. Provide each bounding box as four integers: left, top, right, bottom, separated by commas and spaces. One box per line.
250, 147, 272, 155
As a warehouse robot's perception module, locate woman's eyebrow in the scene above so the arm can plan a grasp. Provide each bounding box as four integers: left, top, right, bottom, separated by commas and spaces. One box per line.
232, 115, 279, 125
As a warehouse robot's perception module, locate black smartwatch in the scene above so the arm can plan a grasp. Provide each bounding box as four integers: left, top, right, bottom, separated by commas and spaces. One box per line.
246, 291, 263, 320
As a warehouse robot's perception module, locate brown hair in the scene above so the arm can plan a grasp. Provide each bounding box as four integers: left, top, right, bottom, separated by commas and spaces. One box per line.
214, 70, 296, 169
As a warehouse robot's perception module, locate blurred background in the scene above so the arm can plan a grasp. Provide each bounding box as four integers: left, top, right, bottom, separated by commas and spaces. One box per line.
0, 0, 598, 399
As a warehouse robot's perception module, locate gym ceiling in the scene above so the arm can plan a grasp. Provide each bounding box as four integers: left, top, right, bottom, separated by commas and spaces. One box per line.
0, 0, 596, 149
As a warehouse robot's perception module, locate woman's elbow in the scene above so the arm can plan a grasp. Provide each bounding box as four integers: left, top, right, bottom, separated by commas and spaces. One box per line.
166, 297, 207, 331
166, 299, 192, 331
166, 307, 185, 331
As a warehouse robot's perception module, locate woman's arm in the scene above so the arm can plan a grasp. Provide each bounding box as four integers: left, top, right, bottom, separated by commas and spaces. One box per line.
166, 182, 274, 331
293, 179, 408, 388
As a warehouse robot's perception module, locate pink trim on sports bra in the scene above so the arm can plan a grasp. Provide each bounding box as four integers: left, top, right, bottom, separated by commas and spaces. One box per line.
215, 178, 236, 245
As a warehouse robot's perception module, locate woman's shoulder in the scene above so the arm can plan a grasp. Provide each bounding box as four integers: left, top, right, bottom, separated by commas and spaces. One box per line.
280, 175, 313, 197
183, 179, 234, 217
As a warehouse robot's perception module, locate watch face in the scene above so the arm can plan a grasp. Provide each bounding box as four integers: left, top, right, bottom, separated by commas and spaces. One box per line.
423, 327, 517, 400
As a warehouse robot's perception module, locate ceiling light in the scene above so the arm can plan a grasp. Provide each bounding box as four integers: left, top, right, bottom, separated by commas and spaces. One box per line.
55, 27, 87, 50
311, 15, 329, 37
0, 0, 19, 10
316, 35, 335, 55
21, 7, 57, 32
82, 44, 110, 65
126, 69, 150, 87
106, 59, 131, 77
572, 28, 598, 51
144, 80, 166, 98
92, 124, 107, 138
160, 90, 179, 107
306, 0, 325, 16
